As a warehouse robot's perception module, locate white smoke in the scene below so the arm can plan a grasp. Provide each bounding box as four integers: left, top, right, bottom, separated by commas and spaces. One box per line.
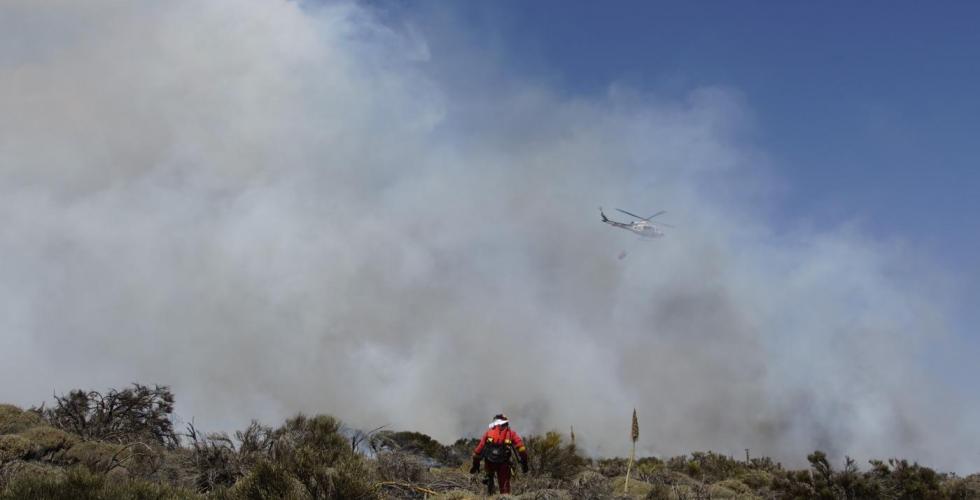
1, 0, 976, 472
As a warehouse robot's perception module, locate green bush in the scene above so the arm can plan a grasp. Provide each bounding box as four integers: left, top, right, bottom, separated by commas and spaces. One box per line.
375, 451, 428, 483
644, 482, 671, 500
0, 466, 105, 500
0, 405, 43, 435
267, 414, 376, 499
524, 432, 586, 481
769, 452, 949, 500
0, 460, 66, 490
182, 413, 377, 498
271, 415, 348, 464
18, 426, 78, 459
431, 489, 483, 500
944, 473, 980, 499
376, 431, 447, 462
609, 474, 654, 497
736, 469, 772, 490
185, 422, 271, 492
226, 460, 310, 500
872, 458, 945, 500
596, 457, 628, 477
442, 438, 480, 467
0, 466, 196, 500
568, 470, 611, 498
62, 441, 124, 471
634, 457, 665, 478
330, 454, 377, 500
706, 481, 747, 499
665, 451, 748, 484
103, 479, 197, 500
712, 478, 751, 494
0, 435, 33, 463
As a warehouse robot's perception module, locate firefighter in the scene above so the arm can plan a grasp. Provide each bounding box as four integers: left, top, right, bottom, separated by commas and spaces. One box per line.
469, 413, 529, 495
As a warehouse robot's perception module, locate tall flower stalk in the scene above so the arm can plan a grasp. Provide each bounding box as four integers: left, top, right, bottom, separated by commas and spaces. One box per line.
625, 408, 639, 493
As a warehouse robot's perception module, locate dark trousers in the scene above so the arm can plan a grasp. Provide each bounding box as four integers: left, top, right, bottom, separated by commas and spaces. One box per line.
485, 462, 512, 494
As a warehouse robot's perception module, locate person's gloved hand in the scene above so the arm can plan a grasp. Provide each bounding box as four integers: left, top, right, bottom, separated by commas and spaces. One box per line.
469, 458, 480, 474
520, 461, 529, 474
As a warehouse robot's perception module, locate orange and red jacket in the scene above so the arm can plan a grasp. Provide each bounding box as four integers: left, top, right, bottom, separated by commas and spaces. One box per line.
473, 425, 528, 462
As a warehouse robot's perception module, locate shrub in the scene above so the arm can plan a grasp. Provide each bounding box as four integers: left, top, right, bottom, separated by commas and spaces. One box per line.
524, 432, 586, 481
375, 431, 448, 463
42, 384, 178, 448
833, 456, 878, 499
442, 438, 480, 467
610, 474, 655, 497
0, 405, 43, 435
0, 435, 32, 463
182, 413, 376, 499
777, 469, 817, 498
737, 469, 772, 490
706, 482, 743, 499
330, 454, 377, 500
375, 451, 428, 483
642, 467, 698, 496
633, 457, 666, 483
101, 479, 197, 500
267, 414, 376, 499
271, 415, 348, 465
872, 458, 945, 500
0, 466, 105, 500
0, 460, 65, 490
226, 460, 309, 500
665, 451, 747, 484
644, 482, 671, 500
185, 421, 273, 492
596, 457, 628, 478
0, 466, 196, 500
746, 456, 781, 473
431, 489, 482, 500
62, 441, 123, 471
944, 473, 980, 499
771, 452, 897, 500
568, 470, 611, 499
18, 426, 78, 460
518, 488, 573, 500
712, 478, 751, 494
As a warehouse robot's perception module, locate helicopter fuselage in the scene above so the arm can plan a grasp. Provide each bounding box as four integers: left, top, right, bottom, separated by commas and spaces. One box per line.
600, 207, 669, 238
625, 221, 665, 238
603, 218, 665, 238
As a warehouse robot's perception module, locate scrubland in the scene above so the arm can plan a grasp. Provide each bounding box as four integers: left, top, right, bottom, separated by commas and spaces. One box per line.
1, 385, 978, 499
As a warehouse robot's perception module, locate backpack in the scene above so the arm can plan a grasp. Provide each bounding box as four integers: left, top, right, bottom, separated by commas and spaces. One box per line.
484, 442, 512, 464
483, 431, 513, 464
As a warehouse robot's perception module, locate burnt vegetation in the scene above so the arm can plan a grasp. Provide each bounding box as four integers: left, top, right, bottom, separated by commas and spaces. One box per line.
1, 385, 977, 499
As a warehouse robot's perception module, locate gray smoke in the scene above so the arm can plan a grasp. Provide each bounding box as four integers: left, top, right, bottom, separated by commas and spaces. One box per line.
1, 1, 976, 472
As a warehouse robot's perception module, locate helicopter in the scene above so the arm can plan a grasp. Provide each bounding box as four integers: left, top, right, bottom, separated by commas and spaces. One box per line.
599, 207, 673, 238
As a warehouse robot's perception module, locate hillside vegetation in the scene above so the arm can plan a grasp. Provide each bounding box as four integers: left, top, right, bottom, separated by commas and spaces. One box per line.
1, 385, 978, 499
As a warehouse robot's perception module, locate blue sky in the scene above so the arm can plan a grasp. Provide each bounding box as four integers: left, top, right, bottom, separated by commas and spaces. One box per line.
388, 0, 980, 337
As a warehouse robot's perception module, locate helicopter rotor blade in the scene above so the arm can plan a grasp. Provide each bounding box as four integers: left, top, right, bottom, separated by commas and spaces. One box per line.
615, 208, 647, 220
646, 210, 666, 220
